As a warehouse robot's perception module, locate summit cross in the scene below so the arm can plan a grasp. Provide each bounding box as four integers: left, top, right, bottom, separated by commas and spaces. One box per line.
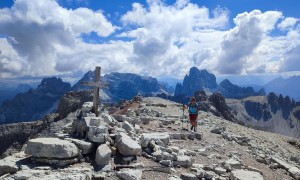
81, 66, 108, 116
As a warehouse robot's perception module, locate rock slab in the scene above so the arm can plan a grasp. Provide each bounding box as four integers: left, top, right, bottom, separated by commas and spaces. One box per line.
0, 156, 19, 176
116, 169, 142, 180
25, 138, 79, 158
140, 133, 170, 147
230, 170, 264, 180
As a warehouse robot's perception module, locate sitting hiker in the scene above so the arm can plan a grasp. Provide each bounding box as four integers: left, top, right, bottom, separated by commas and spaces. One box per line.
188, 97, 199, 132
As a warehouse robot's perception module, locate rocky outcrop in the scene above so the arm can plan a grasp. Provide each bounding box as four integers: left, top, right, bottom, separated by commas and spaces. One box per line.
227, 93, 300, 138
0, 77, 71, 124
209, 92, 235, 122
175, 67, 217, 97
57, 90, 93, 119
268, 92, 296, 120
218, 79, 265, 99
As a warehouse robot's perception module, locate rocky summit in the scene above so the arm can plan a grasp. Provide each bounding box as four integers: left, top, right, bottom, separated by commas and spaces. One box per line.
0, 96, 300, 180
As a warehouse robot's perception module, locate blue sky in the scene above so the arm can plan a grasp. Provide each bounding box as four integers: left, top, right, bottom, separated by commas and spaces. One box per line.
0, 0, 300, 85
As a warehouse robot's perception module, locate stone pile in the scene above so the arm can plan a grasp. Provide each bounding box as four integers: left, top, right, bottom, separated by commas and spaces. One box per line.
0, 100, 206, 179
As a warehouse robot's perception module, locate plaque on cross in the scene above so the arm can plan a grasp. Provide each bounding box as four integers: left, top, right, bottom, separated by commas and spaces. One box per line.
81, 66, 108, 116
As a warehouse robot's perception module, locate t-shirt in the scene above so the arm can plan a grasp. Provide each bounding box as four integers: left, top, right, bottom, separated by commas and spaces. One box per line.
188, 102, 199, 114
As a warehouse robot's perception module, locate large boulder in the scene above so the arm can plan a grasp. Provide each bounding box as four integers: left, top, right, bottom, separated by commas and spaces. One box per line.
230, 170, 263, 180
140, 133, 170, 147
25, 138, 79, 158
95, 144, 112, 166
116, 133, 141, 156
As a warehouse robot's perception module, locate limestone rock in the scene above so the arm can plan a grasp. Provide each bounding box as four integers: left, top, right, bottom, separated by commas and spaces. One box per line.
222, 158, 243, 170
101, 113, 115, 125
116, 132, 141, 156
173, 156, 193, 167
95, 144, 112, 166
230, 170, 264, 180
25, 138, 79, 158
214, 167, 227, 175
122, 121, 135, 133
140, 133, 170, 147
140, 117, 151, 124
116, 169, 142, 180
160, 160, 173, 167
180, 173, 197, 180
210, 126, 226, 134
289, 167, 300, 180
0, 156, 19, 176
270, 157, 292, 170
87, 126, 108, 143
65, 138, 94, 154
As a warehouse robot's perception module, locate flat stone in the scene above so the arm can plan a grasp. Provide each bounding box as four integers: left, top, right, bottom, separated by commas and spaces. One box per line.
245, 166, 263, 175
289, 167, 300, 180
116, 169, 142, 180
116, 132, 141, 156
170, 133, 181, 139
211, 127, 226, 134
222, 158, 243, 170
140, 133, 170, 147
0, 156, 19, 176
25, 138, 78, 158
180, 133, 189, 140
173, 156, 193, 167
230, 170, 263, 180
214, 167, 227, 175
160, 160, 173, 167
95, 144, 112, 166
65, 138, 94, 154
14, 171, 32, 180
271, 157, 292, 170
180, 173, 197, 180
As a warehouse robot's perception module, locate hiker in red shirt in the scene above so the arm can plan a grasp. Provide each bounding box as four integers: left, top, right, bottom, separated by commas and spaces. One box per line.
187, 97, 199, 132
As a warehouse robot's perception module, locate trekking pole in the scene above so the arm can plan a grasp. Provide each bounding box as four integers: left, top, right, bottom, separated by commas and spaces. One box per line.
181, 104, 184, 130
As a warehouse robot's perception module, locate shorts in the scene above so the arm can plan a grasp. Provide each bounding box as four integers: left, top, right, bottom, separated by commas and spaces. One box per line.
189, 114, 198, 126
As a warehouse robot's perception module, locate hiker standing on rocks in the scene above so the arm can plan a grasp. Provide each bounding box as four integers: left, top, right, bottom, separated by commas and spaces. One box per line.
187, 97, 200, 132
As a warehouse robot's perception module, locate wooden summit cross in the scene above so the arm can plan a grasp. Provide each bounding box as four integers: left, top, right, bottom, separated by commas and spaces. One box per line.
81, 66, 108, 117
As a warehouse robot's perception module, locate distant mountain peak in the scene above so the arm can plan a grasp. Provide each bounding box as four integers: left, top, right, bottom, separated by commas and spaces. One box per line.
175, 67, 218, 96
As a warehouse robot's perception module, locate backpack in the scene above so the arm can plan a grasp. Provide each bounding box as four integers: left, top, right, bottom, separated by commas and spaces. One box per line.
189, 102, 199, 114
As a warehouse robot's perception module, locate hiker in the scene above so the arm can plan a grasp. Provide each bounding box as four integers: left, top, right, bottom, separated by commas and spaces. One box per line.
187, 97, 199, 132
